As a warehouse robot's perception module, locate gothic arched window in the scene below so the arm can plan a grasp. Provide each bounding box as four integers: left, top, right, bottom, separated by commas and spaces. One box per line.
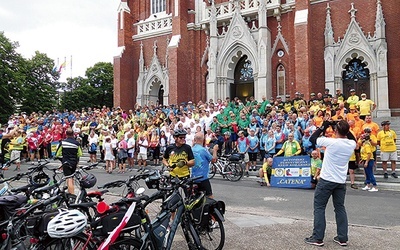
236, 56, 254, 82
151, 0, 166, 14
342, 58, 369, 80
277, 64, 286, 97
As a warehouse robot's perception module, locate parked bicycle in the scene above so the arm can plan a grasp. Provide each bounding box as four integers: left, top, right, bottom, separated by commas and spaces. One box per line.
208, 154, 243, 182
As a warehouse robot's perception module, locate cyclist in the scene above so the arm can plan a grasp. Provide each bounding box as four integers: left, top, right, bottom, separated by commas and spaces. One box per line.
55, 128, 83, 194
162, 129, 195, 179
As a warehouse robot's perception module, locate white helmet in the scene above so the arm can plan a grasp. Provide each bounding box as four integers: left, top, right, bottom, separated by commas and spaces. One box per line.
47, 209, 87, 238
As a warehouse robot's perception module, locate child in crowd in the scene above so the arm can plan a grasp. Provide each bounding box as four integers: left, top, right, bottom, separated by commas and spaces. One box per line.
359, 134, 378, 192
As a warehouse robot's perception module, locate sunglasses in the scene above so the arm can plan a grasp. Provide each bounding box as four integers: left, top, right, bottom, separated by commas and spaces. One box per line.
178, 136, 186, 139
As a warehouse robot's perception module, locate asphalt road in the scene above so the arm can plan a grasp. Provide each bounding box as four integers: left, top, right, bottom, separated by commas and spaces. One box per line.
3, 160, 400, 249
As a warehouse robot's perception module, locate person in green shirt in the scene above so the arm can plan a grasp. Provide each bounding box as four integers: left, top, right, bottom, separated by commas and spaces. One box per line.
209, 116, 220, 132
237, 113, 250, 136
310, 150, 322, 188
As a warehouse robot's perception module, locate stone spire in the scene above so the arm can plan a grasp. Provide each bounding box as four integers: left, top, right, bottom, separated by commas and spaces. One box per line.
324, 3, 334, 45
233, 0, 240, 13
348, 3, 357, 20
139, 42, 144, 72
153, 40, 158, 56
375, 0, 385, 38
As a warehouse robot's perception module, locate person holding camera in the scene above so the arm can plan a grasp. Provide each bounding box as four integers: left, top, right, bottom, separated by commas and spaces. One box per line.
359, 132, 378, 192
305, 119, 356, 247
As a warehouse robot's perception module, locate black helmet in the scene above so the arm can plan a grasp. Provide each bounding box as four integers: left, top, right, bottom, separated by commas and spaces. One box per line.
79, 173, 97, 188
145, 172, 160, 189
174, 129, 187, 136
381, 121, 390, 126
29, 172, 50, 188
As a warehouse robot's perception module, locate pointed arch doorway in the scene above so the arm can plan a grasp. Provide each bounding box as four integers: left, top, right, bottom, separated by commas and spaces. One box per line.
231, 55, 254, 102
146, 78, 163, 106
342, 56, 370, 96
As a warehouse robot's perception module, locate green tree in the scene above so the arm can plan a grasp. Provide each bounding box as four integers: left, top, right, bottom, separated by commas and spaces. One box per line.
0, 32, 25, 122
60, 62, 113, 110
20, 51, 59, 114
85, 62, 113, 108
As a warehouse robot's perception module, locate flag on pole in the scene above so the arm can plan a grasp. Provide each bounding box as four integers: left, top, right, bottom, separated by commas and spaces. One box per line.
52, 58, 59, 73
58, 58, 67, 73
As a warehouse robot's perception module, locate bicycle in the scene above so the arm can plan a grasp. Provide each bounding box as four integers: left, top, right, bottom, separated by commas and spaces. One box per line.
208, 154, 244, 182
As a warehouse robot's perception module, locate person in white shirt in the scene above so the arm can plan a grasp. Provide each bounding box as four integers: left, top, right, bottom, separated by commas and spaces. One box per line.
88, 130, 99, 163
185, 127, 194, 147
305, 120, 356, 247
137, 135, 148, 172
126, 131, 135, 170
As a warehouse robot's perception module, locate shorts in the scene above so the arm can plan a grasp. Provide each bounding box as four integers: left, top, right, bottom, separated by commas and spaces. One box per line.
62, 162, 77, 176
118, 157, 127, 164
348, 161, 358, 170
128, 152, 134, 158
381, 151, 398, 162
10, 150, 21, 163
29, 149, 38, 154
230, 133, 238, 142
137, 153, 147, 160
195, 179, 213, 197
248, 152, 258, 162
241, 153, 249, 163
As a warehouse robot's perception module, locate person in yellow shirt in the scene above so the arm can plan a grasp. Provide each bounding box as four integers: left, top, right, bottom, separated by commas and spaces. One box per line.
162, 129, 195, 178
273, 133, 301, 157
258, 157, 272, 187
356, 93, 376, 120
309, 100, 321, 113
377, 121, 398, 179
359, 134, 378, 192
346, 89, 359, 107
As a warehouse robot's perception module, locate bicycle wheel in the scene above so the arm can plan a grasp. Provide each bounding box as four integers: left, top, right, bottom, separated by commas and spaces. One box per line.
225, 162, 243, 182
198, 214, 225, 250
109, 237, 142, 250
208, 163, 216, 179
181, 219, 203, 250
37, 233, 96, 250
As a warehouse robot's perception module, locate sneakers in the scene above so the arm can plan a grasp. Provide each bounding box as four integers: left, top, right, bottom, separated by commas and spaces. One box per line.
368, 187, 378, 192
392, 172, 398, 178
384, 173, 389, 179
361, 185, 370, 191
333, 236, 348, 246
245, 171, 249, 177
350, 184, 358, 189
304, 236, 324, 247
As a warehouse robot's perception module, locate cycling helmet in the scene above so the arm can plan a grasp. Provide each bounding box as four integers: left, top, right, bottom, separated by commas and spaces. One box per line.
145, 172, 161, 189
47, 209, 87, 238
29, 172, 51, 188
174, 129, 187, 137
79, 173, 97, 188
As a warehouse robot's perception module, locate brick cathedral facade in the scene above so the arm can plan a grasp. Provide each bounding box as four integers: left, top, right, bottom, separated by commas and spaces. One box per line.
114, 0, 400, 117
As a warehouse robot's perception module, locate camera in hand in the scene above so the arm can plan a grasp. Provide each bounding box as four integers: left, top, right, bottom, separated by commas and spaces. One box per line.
361, 134, 370, 142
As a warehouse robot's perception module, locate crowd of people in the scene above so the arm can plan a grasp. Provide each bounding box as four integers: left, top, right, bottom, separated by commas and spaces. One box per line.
0, 88, 397, 190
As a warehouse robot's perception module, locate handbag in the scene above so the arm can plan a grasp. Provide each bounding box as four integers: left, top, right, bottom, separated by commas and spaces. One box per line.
118, 148, 128, 159
89, 143, 97, 153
